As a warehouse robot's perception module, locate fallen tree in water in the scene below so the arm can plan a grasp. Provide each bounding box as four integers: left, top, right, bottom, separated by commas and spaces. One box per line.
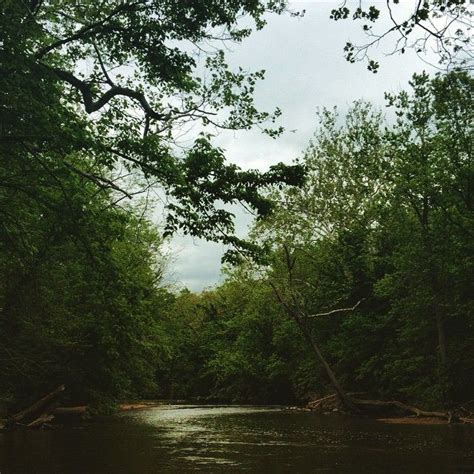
0, 386, 168, 431
1, 385, 66, 430
303, 393, 474, 424
9, 384, 65, 424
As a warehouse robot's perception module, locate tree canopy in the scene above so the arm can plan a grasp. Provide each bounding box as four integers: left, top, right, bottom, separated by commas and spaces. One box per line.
1, 0, 304, 262
0, 1, 472, 419
331, 0, 472, 72
157, 71, 474, 409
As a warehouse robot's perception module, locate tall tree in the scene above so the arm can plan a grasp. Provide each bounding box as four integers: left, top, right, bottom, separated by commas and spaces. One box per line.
252, 72, 473, 407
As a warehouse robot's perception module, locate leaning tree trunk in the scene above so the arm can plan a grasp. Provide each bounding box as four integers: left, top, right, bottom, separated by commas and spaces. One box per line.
270, 282, 358, 413
296, 318, 359, 413
419, 205, 450, 403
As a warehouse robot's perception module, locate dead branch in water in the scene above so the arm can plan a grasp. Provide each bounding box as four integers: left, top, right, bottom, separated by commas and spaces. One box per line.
8, 385, 65, 426
305, 393, 474, 424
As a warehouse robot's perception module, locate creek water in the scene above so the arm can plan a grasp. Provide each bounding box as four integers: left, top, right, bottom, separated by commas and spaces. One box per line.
1, 405, 473, 473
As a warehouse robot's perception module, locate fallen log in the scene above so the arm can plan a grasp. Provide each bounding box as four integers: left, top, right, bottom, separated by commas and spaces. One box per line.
27, 413, 55, 429
352, 398, 448, 419
305, 392, 474, 424
307, 392, 366, 409
9, 385, 65, 425
119, 402, 164, 411
307, 393, 338, 408
377, 417, 449, 425
52, 406, 87, 416
51, 401, 165, 417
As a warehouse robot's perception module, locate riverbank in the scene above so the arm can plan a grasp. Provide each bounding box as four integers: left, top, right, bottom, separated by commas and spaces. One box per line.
286, 392, 474, 426
3, 384, 474, 431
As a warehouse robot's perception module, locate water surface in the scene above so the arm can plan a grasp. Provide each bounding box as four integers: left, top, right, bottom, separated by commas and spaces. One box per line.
1, 405, 473, 473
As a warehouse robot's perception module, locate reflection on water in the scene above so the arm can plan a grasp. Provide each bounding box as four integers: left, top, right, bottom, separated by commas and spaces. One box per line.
1, 405, 474, 473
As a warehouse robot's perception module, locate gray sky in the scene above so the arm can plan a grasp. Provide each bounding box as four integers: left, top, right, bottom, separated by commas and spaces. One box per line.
162, 1, 435, 291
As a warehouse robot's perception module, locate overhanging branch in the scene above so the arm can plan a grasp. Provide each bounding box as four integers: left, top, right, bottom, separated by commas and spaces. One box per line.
46, 66, 165, 120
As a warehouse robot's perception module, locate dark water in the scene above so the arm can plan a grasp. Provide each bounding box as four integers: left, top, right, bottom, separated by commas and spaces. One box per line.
1, 405, 474, 473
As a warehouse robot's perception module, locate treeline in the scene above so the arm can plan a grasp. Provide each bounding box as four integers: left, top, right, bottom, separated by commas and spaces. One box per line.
1, 71, 472, 414
0, 152, 173, 412
161, 71, 474, 409
1, 2, 172, 412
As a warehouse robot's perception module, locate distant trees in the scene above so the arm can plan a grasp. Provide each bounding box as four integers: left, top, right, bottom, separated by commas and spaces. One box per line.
260, 70, 473, 407
161, 71, 473, 408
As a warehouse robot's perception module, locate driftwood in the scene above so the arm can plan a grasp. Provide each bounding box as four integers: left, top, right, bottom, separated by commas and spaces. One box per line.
9, 385, 66, 423
9, 384, 65, 424
27, 413, 55, 429
51, 402, 165, 416
306, 392, 474, 424
2, 385, 65, 431
2, 387, 164, 430
307, 392, 366, 409
307, 393, 339, 408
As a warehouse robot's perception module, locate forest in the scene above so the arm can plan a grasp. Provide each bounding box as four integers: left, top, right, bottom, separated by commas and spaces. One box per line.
1, 0, 473, 425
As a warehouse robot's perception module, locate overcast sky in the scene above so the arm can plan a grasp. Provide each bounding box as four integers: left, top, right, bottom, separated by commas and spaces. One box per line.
161, 1, 436, 292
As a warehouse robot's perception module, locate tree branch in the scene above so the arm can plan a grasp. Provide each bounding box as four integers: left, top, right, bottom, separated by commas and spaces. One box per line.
308, 299, 363, 318
35, 3, 141, 59
46, 66, 165, 120
64, 163, 133, 199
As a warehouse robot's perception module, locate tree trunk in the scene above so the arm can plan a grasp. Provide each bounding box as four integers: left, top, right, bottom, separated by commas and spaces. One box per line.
430, 268, 450, 404
270, 282, 358, 413
298, 320, 359, 413
52, 406, 87, 416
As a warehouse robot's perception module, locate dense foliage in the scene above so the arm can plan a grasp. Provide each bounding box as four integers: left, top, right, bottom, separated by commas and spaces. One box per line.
0, 1, 472, 416
0, 146, 178, 412
1, 0, 302, 413
161, 71, 473, 409
1, 0, 304, 262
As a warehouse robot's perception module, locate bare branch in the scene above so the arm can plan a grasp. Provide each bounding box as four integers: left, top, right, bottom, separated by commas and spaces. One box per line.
64, 163, 133, 199
308, 299, 364, 319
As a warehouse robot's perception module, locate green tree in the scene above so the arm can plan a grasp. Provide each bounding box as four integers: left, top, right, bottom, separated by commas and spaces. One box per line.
0, 152, 172, 411
251, 71, 473, 408
1, 0, 304, 260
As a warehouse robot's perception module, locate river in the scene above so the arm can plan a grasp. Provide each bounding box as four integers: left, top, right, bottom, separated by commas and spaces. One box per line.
1, 405, 473, 473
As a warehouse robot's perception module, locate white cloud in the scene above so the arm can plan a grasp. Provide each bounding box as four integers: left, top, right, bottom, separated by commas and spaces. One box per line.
162, 2, 436, 291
